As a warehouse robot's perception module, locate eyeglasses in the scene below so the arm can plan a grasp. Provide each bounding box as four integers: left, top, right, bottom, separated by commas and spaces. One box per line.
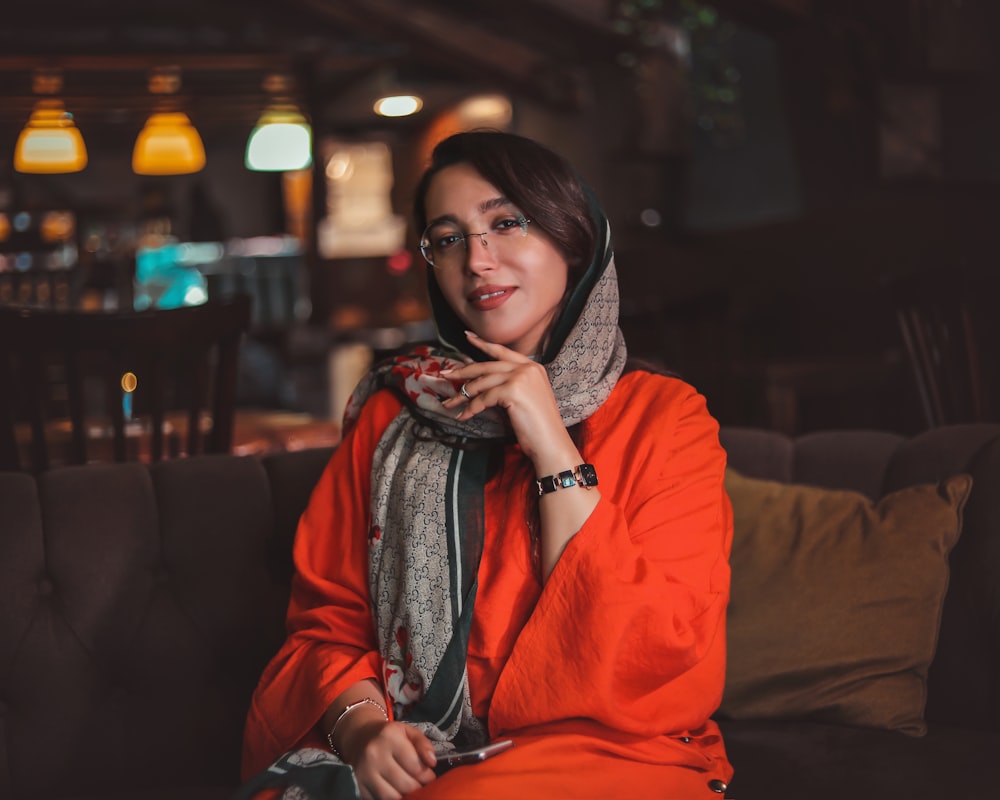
419, 215, 532, 270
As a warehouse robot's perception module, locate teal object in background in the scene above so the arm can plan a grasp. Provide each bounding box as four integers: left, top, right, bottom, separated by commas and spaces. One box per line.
134, 241, 215, 310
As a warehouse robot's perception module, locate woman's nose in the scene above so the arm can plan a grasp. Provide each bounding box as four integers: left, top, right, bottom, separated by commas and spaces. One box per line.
465, 232, 495, 272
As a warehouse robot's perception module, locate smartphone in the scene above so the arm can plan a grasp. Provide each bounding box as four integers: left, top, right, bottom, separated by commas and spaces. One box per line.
434, 739, 514, 772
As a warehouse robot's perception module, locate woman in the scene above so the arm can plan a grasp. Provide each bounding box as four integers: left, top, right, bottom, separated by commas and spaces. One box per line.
240, 131, 733, 799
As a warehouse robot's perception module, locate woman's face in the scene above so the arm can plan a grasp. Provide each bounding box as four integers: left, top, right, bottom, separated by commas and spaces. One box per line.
424, 163, 569, 357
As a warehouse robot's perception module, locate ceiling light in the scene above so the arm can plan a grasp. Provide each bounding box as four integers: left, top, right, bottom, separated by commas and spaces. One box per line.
14, 69, 88, 174
15, 100, 88, 174
373, 95, 423, 118
132, 67, 205, 176
245, 103, 312, 172
132, 112, 206, 175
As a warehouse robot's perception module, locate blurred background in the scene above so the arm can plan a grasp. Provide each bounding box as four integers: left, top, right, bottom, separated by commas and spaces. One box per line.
1, 0, 997, 436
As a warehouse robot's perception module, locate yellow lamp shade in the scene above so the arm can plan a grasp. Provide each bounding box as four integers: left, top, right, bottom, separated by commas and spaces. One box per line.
245, 104, 312, 172
14, 100, 88, 174
132, 112, 206, 175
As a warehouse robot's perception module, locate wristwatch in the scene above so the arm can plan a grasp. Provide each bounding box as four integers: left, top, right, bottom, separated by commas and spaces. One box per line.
536, 463, 598, 496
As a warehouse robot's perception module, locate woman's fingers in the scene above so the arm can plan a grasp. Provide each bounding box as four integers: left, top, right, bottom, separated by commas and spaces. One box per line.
440, 359, 520, 410
353, 722, 437, 800
455, 365, 557, 429
440, 368, 509, 408
404, 724, 439, 771
438, 331, 568, 456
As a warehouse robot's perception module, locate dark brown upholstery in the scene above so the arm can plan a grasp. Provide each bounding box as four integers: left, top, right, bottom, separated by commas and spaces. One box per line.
1, 426, 999, 799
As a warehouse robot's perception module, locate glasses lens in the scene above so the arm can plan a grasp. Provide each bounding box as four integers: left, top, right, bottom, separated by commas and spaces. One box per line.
421, 224, 464, 268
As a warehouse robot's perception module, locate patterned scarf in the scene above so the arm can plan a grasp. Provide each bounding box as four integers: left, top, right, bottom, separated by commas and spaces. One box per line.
341, 193, 627, 751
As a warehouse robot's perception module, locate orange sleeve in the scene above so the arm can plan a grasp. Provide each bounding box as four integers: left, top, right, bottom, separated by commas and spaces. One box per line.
241, 391, 403, 779
488, 379, 732, 738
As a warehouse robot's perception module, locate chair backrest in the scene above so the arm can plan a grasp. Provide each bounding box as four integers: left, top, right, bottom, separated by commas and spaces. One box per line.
0, 267, 80, 309
0, 295, 251, 471
893, 274, 992, 428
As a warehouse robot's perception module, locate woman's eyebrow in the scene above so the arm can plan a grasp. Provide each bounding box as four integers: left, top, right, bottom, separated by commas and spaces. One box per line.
426, 213, 459, 229
426, 197, 516, 229
479, 196, 514, 214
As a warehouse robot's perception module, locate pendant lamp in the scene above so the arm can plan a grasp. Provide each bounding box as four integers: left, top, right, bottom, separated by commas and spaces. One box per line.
132, 67, 205, 176
14, 69, 88, 174
245, 102, 312, 172
132, 111, 205, 175
246, 74, 312, 172
15, 100, 88, 173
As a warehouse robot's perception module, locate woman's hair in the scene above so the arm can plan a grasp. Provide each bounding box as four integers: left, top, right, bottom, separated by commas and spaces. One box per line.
413, 131, 597, 281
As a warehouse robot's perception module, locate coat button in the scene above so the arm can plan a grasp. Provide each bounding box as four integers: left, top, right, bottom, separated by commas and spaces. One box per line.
680, 736, 692, 743
708, 779, 728, 793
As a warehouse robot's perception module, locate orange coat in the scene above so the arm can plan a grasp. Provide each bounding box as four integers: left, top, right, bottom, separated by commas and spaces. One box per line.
242, 371, 734, 798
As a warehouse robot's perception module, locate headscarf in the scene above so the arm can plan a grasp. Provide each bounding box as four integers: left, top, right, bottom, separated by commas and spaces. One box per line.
340, 181, 628, 751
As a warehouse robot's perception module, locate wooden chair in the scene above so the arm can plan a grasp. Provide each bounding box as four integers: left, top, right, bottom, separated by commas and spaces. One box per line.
893, 275, 990, 428
0, 295, 251, 472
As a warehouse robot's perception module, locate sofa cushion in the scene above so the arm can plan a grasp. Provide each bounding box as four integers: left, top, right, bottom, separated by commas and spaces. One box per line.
719, 470, 972, 735
0, 457, 289, 800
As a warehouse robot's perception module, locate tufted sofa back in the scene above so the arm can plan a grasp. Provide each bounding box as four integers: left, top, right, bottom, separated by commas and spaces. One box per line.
0, 448, 332, 800
720, 423, 1000, 733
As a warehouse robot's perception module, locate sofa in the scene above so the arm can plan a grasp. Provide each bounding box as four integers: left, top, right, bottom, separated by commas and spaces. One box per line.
2, 423, 998, 800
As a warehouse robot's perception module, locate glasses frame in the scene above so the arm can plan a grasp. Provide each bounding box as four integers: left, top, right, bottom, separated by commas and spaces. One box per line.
419, 215, 532, 269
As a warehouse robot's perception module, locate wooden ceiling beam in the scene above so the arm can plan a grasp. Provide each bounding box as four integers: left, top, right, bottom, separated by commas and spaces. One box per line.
292, 0, 587, 111
0, 53, 381, 74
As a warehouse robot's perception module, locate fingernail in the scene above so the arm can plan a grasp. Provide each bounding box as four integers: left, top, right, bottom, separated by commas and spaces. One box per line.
439, 368, 453, 375
465, 329, 479, 338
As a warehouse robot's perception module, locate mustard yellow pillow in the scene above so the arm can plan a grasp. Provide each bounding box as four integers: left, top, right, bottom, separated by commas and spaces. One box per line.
719, 470, 972, 735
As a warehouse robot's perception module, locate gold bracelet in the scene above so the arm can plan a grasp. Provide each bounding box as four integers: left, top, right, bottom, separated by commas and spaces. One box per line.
326, 697, 388, 760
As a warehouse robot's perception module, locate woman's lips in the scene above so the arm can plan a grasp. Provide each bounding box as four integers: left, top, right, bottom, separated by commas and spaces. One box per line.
467, 286, 514, 311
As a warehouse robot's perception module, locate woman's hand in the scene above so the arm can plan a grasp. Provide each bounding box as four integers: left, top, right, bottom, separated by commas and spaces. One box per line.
322, 682, 436, 800
442, 330, 601, 580
346, 719, 438, 800
440, 331, 577, 468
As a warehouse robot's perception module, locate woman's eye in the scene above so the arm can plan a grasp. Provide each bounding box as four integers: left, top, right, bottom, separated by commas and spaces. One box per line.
436, 233, 462, 250
493, 217, 522, 233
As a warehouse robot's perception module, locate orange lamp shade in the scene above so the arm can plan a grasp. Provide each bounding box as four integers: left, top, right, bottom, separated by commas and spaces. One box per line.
14, 100, 88, 174
132, 112, 206, 175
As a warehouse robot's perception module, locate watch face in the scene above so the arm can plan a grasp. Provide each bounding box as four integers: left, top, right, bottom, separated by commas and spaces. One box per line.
579, 464, 598, 486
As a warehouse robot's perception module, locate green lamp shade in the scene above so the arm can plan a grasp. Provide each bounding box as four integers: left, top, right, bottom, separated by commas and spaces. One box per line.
245, 104, 312, 172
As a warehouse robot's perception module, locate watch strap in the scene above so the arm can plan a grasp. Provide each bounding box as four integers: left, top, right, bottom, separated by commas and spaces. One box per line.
536, 463, 598, 496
